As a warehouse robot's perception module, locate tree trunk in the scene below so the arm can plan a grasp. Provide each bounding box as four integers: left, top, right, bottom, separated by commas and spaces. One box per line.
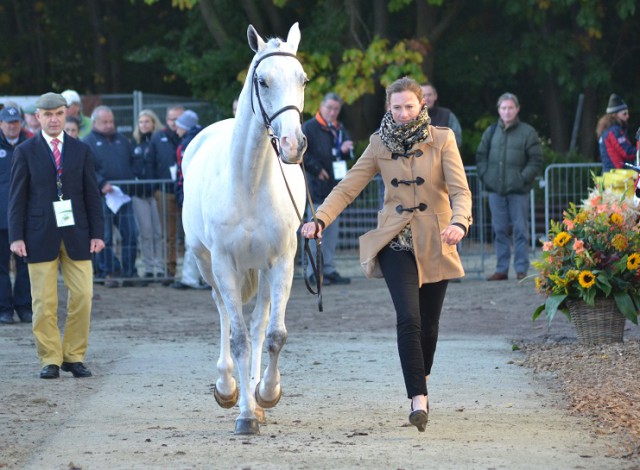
542, 75, 568, 152
198, 0, 230, 48
578, 87, 599, 161
86, 0, 109, 93
416, 0, 463, 82
259, 0, 284, 36
373, 0, 388, 38
239, 0, 265, 34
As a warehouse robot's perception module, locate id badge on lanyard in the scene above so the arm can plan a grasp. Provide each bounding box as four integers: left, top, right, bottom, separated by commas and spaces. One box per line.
53, 199, 75, 227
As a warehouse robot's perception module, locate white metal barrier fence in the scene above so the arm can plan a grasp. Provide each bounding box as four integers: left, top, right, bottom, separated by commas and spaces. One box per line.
101, 164, 604, 283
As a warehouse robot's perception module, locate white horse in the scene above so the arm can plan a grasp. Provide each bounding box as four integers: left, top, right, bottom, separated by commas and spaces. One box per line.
181, 23, 308, 435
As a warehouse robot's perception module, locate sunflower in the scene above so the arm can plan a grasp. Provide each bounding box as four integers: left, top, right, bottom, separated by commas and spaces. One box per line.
627, 253, 640, 270
610, 213, 624, 225
578, 270, 596, 288
553, 231, 571, 247
612, 234, 629, 251
574, 211, 588, 224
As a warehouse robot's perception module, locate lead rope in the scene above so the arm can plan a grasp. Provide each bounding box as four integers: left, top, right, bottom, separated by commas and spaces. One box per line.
269, 135, 324, 312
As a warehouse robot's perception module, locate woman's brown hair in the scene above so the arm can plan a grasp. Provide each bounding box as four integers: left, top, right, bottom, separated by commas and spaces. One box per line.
385, 77, 423, 108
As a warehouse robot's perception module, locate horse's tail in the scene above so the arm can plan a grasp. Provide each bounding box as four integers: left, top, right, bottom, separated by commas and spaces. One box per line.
241, 269, 259, 304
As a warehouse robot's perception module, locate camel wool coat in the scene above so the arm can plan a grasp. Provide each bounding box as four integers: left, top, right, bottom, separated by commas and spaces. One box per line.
315, 126, 472, 285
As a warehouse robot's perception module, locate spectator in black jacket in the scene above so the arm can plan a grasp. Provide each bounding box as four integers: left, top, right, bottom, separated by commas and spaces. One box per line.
146, 105, 184, 284
84, 106, 145, 287
0, 106, 32, 324
302, 92, 354, 286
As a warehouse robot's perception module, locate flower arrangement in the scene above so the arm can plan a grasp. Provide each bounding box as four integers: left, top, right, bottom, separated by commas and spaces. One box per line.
533, 185, 640, 325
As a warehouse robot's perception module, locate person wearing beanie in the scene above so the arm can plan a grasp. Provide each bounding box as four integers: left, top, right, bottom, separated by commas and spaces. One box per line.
171, 110, 207, 290
61, 90, 92, 139
596, 93, 636, 172
8, 92, 105, 379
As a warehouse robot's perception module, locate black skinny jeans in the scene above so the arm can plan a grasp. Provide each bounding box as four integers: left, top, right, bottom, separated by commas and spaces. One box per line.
378, 246, 448, 398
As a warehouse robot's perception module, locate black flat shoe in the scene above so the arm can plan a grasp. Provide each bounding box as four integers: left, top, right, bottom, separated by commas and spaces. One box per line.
409, 400, 429, 432
61, 362, 92, 378
40, 364, 60, 379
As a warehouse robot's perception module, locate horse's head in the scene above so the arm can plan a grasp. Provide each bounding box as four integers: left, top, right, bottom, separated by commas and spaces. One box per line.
248, 23, 308, 164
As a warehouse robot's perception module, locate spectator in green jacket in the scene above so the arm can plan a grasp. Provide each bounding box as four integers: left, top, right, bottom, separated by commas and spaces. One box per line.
476, 92, 543, 281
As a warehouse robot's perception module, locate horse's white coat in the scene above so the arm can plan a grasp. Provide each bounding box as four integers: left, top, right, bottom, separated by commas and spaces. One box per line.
181, 23, 307, 434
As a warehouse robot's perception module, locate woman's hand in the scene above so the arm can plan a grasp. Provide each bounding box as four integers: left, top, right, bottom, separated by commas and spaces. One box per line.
440, 224, 464, 246
301, 221, 322, 239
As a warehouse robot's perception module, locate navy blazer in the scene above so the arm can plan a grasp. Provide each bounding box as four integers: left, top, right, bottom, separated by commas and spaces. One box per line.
8, 132, 104, 263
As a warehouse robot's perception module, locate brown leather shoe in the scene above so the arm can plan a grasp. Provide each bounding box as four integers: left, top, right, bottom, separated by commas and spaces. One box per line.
516, 272, 527, 280
487, 272, 508, 281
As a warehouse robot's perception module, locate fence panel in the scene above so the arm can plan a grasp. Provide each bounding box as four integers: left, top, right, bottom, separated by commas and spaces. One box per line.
542, 163, 601, 239
95, 164, 605, 284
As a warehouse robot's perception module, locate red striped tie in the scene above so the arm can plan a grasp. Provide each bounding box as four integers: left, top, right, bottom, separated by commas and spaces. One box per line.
52, 138, 62, 177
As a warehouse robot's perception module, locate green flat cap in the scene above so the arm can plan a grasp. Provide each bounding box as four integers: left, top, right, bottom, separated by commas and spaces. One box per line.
34, 92, 67, 110
23, 103, 37, 114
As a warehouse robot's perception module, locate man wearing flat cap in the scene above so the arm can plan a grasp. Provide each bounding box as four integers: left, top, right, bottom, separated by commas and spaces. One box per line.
8, 92, 105, 379
596, 93, 636, 172
0, 106, 32, 324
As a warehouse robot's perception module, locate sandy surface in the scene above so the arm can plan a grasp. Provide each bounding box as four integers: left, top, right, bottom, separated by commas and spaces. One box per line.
1, 264, 639, 469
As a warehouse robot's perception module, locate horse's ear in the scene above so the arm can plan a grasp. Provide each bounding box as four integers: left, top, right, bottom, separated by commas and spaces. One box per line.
247, 24, 266, 53
286, 22, 301, 53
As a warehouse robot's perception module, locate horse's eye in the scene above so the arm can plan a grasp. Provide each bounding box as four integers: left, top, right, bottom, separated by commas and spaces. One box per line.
258, 78, 268, 88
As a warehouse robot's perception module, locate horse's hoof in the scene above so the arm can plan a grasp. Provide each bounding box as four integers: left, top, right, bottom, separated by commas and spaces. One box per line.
234, 418, 260, 435
213, 384, 239, 409
255, 382, 282, 409
255, 406, 266, 424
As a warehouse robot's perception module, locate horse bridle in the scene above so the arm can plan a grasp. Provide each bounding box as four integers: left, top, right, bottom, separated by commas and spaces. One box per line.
250, 51, 304, 136
249, 50, 325, 311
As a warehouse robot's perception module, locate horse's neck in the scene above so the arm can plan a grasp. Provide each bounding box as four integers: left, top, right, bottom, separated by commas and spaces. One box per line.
229, 110, 274, 194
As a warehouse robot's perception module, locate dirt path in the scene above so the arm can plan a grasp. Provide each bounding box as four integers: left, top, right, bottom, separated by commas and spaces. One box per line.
1, 274, 637, 469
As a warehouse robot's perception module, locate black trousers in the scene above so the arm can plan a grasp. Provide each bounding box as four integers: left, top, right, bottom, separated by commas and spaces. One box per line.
0, 229, 31, 315
378, 246, 448, 398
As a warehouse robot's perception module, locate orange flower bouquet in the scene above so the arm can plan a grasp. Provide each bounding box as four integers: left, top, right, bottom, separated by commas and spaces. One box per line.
533, 185, 640, 324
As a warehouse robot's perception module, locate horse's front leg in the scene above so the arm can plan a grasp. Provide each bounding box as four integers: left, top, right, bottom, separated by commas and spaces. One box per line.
249, 273, 271, 424
216, 272, 262, 435
255, 261, 293, 408
210, 285, 238, 409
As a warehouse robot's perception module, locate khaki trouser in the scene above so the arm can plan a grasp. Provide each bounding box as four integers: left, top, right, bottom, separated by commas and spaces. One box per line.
154, 190, 178, 277
28, 242, 94, 366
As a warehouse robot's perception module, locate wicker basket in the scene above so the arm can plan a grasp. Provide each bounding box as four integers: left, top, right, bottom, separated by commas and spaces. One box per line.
567, 298, 626, 344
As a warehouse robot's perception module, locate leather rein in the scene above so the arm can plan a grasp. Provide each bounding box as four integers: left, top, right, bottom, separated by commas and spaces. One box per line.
249, 51, 324, 311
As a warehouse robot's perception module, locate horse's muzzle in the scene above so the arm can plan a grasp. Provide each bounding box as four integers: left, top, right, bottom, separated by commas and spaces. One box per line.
280, 132, 306, 164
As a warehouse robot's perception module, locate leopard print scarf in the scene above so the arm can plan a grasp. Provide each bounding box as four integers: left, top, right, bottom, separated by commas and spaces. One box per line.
379, 105, 431, 153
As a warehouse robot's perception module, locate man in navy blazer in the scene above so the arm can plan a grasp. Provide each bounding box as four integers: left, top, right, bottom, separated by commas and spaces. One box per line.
8, 92, 105, 379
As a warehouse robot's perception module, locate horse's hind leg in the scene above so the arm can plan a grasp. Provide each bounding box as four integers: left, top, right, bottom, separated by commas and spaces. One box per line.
210, 285, 238, 408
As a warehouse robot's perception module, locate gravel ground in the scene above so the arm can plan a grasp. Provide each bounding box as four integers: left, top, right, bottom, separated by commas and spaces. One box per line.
1, 257, 639, 468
